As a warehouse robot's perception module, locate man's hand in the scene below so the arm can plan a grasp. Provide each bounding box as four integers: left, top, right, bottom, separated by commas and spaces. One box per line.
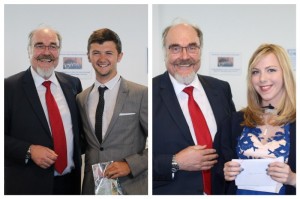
30, 145, 58, 169
175, 145, 218, 171
104, 161, 131, 179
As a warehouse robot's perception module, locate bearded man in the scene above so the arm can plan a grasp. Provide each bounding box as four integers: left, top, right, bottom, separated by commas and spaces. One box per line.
152, 22, 236, 195
5, 26, 83, 195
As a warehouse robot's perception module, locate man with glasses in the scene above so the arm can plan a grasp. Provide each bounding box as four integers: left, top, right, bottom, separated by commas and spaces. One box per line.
153, 22, 236, 195
5, 26, 83, 194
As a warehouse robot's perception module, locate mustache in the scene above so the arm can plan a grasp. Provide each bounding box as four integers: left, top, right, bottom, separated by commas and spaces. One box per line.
172, 58, 199, 67
36, 55, 55, 62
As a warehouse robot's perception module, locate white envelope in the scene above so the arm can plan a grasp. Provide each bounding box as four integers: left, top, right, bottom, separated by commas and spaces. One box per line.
233, 157, 283, 193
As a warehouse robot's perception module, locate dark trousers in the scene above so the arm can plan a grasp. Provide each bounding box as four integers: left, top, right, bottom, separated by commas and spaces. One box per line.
53, 171, 79, 195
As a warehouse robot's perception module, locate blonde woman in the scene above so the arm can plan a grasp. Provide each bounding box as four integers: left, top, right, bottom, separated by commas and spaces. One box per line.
221, 44, 296, 195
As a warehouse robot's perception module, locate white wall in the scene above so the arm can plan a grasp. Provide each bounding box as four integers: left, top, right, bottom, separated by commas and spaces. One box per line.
153, 4, 296, 110
4, 4, 296, 109
4, 4, 148, 89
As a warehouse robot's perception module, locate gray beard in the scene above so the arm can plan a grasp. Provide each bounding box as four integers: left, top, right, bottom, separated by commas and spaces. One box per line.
174, 71, 196, 85
36, 66, 55, 79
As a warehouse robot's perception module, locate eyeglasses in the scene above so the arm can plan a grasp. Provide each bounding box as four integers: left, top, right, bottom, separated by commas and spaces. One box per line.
34, 44, 60, 52
168, 44, 200, 54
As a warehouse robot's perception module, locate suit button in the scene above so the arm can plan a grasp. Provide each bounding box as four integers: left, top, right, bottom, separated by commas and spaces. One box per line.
100, 147, 104, 151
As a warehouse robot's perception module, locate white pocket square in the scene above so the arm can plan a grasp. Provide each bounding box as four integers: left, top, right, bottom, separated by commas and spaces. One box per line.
119, 113, 136, 116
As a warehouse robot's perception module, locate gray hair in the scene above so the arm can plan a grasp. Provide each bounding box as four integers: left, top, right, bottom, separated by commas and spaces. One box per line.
27, 25, 62, 53
162, 19, 203, 50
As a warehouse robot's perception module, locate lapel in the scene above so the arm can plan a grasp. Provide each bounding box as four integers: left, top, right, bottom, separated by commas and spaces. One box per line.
160, 72, 194, 143
80, 85, 97, 142
288, 122, 296, 170
22, 68, 51, 138
198, 75, 222, 126
103, 77, 128, 141
55, 72, 77, 124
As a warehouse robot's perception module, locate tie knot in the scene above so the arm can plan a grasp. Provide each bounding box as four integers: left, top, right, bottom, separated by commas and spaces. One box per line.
42, 81, 52, 89
183, 86, 194, 96
98, 86, 108, 95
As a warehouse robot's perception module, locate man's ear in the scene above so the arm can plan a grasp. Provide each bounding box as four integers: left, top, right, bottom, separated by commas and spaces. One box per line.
117, 52, 123, 62
87, 53, 91, 63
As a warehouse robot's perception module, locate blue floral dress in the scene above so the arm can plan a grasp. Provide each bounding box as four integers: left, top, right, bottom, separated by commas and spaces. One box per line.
236, 124, 290, 195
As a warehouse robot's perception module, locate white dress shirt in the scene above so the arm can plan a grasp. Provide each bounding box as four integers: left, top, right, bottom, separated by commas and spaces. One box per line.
169, 73, 217, 144
31, 67, 74, 176
88, 74, 121, 139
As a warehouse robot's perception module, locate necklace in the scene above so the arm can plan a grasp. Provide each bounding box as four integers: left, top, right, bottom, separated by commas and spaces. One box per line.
260, 104, 278, 137
261, 116, 275, 136
263, 126, 269, 136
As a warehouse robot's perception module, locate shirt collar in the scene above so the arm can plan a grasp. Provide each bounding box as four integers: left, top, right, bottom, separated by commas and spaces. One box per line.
168, 72, 202, 95
94, 73, 121, 90
30, 66, 59, 87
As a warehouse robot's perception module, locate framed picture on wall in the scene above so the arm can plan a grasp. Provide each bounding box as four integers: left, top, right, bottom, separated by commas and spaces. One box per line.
287, 49, 296, 71
209, 52, 242, 75
57, 52, 93, 79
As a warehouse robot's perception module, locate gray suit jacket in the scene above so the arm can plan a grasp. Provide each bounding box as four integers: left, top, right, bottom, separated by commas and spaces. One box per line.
77, 77, 148, 195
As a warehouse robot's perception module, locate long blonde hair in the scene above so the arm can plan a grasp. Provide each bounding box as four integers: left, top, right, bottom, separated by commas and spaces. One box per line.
242, 44, 296, 127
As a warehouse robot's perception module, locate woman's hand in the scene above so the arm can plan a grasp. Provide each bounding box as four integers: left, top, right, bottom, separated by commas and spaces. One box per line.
224, 161, 243, 181
267, 162, 296, 187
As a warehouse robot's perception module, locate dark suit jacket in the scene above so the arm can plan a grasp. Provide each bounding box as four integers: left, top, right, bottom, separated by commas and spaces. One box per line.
5, 68, 83, 194
153, 72, 236, 195
220, 111, 296, 195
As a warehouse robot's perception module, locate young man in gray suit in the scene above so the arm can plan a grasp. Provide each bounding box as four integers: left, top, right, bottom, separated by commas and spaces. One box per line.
77, 28, 148, 195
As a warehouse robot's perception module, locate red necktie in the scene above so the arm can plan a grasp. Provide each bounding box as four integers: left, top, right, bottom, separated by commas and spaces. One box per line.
183, 86, 212, 195
43, 81, 67, 174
